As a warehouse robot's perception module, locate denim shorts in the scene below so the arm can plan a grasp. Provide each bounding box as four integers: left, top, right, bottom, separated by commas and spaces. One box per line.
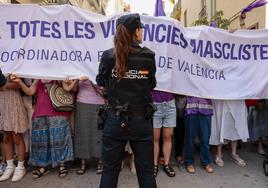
153, 99, 177, 128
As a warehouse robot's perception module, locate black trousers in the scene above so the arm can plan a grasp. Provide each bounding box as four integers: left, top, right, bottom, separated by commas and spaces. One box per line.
174, 116, 185, 158
100, 113, 157, 188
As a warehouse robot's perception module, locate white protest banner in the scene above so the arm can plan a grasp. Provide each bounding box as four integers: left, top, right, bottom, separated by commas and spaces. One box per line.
0, 4, 268, 99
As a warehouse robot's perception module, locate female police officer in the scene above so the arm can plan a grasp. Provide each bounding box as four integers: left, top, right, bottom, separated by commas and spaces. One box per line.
96, 14, 157, 188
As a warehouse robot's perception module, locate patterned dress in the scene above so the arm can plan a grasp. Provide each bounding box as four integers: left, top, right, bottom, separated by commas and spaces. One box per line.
29, 81, 74, 167
0, 89, 28, 133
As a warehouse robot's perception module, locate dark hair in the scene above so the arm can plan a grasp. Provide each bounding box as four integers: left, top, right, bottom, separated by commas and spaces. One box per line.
114, 24, 134, 79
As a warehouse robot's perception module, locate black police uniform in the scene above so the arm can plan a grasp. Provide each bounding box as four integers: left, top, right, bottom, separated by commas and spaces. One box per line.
0, 69, 6, 88
96, 43, 157, 187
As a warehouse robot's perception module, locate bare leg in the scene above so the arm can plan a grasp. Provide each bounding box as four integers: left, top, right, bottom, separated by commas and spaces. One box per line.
214, 144, 224, 167
3, 132, 14, 161
231, 140, 238, 156
162, 127, 174, 165
0, 132, 16, 181
153, 128, 161, 165
12, 133, 25, 162
216, 144, 223, 158
231, 140, 246, 167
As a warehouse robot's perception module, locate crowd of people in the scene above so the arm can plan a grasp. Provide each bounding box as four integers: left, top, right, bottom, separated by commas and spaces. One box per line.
0, 73, 267, 183
0, 12, 267, 188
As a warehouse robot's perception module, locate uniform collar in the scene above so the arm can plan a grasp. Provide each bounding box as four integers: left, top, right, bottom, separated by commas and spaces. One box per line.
131, 42, 141, 48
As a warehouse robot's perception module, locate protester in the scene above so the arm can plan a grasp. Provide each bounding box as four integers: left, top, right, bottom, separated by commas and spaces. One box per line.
240, 12, 268, 155
210, 100, 248, 167
96, 13, 157, 188
152, 90, 176, 177
0, 137, 5, 176
208, 15, 249, 167
248, 100, 268, 155
66, 79, 105, 175
0, 69, 6, 88
10, 77, 74, 179
174, 95, 186, 165
125, 143, 137, 175
21, 79, 34, 156
0, 69, 6, 176
184, 96, 213, 174
0, 77, 28, 182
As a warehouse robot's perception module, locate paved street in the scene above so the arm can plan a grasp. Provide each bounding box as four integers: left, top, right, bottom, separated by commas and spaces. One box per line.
1, 144, 268, 188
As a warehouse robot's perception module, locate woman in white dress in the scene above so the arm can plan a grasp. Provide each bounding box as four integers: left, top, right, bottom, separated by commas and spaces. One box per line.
210, 100, 249, 167
210, 15, 249, 168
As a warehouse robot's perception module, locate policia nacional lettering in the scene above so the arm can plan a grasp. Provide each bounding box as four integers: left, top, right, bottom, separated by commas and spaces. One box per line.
111, 69, 149, 79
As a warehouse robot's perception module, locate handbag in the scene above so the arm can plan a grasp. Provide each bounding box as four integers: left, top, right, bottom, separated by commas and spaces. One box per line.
45, 83, 75, 112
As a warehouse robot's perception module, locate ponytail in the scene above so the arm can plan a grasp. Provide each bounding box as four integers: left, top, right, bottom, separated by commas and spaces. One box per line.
114, 24, 134, 79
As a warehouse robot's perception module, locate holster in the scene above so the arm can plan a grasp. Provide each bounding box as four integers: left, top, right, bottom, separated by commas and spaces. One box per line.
112, 103, 129, 128
97, 104, 108, 130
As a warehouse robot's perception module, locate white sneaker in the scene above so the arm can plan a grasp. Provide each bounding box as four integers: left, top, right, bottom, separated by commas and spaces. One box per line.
0, 166, 15, 181
11, 166, 26, 182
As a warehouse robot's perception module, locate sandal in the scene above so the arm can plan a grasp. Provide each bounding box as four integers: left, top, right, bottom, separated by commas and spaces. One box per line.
231, 154, 246, 167
163, 165, 176, 177
204, 164, 214, 173
186, 165, 195, 174
32, 167, 50, 179
159, 157, 165, 165
59, 163, 68, 178
214, 155, 224, 167
257, 145, 266, 155
77, 162, 87, 175
153, 165, 159, 177
96, 162, 103, 175
176, 156, 185, 165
